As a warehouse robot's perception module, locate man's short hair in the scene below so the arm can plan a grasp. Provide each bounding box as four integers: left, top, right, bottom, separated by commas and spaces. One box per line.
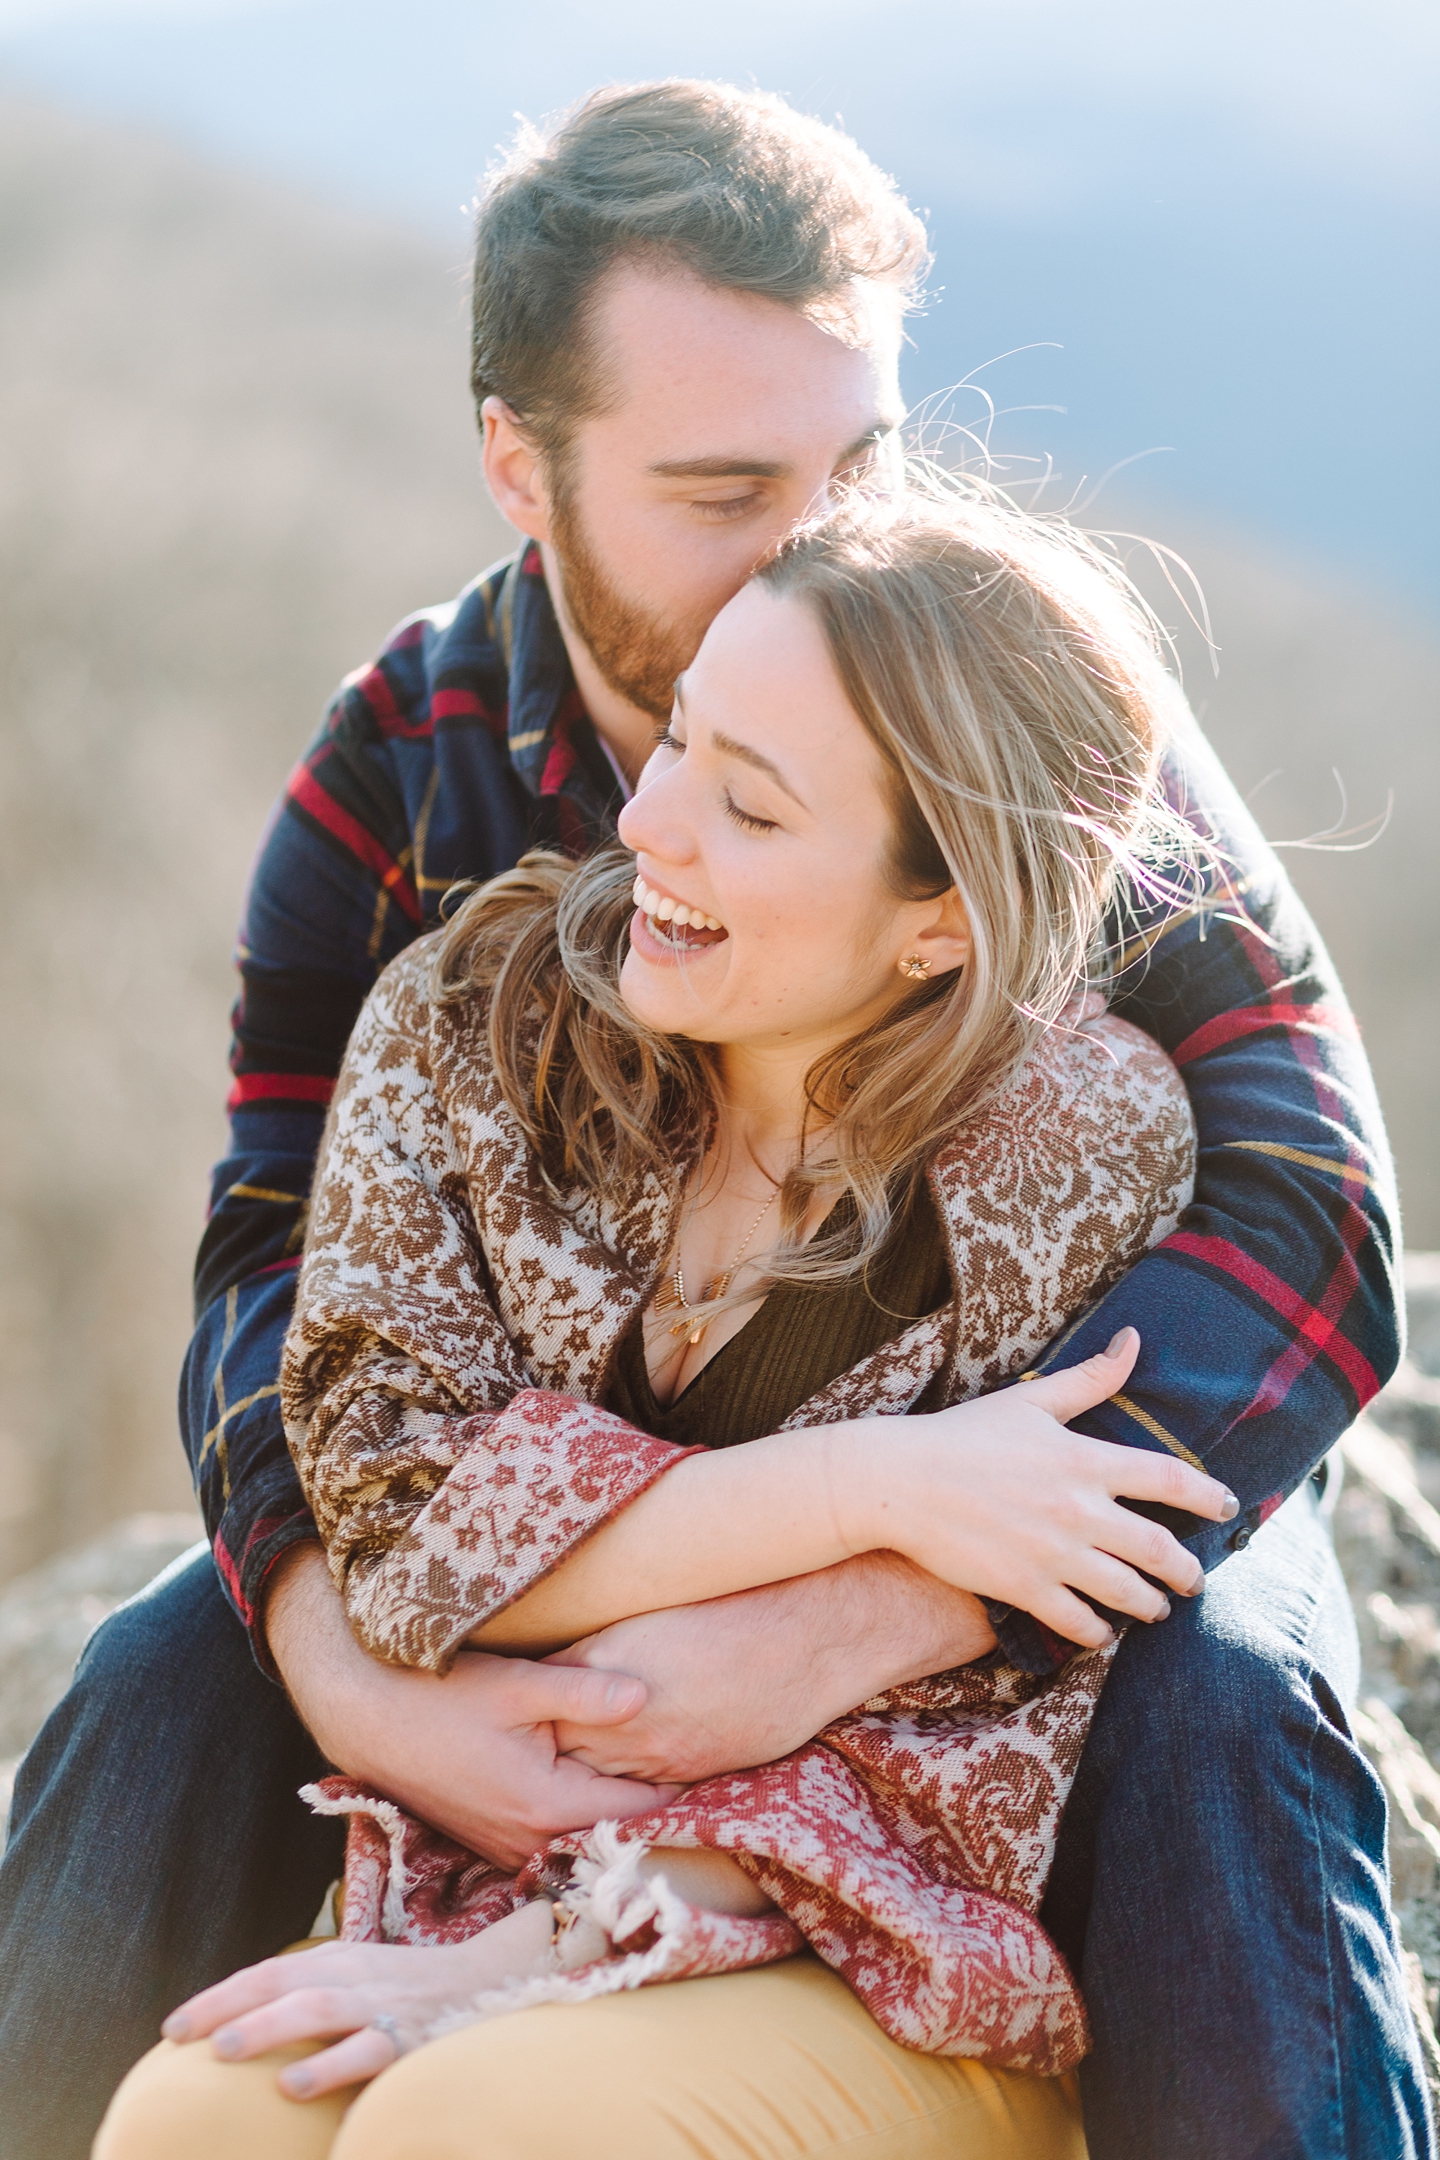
471, 79, 929, 463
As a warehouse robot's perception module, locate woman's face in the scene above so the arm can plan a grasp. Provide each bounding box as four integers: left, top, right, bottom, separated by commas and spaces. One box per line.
616, 583, 969, 1060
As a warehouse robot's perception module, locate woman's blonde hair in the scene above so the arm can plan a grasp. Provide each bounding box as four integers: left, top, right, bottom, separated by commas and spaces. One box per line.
432, 480, 1189, 1294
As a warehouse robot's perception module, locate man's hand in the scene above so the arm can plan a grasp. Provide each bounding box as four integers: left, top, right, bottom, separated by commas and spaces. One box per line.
549, 1554, 997, 1783
265, 1545, 682, 1872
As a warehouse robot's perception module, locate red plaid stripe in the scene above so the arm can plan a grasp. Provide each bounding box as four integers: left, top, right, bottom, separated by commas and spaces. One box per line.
1163, 1230, 1380, 1405
287, 753, 422, 923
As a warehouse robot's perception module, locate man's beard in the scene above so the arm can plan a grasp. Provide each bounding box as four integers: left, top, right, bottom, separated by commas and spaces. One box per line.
548, 486, 705, 721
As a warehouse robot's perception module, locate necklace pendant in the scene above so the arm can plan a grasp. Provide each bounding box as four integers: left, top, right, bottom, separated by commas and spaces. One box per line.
686, 1322, 707, 1347
654, 1269, 684, 1316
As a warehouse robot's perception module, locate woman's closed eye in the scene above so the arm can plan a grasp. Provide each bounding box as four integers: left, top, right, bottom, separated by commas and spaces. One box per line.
723, 790, 778, 834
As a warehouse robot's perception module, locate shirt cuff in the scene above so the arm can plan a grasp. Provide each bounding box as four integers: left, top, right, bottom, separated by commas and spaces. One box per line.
214, 1507, 324, 1678
980, 1600, 1078, 1676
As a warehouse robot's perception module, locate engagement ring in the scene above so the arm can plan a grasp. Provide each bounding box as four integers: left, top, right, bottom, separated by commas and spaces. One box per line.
369, 2013, 407, 2058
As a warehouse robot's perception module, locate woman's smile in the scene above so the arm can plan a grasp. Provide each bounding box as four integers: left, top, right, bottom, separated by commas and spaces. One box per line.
630, 872, 729, 965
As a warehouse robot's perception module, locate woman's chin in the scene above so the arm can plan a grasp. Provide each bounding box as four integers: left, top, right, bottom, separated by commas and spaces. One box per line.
618, 948, 711, 1036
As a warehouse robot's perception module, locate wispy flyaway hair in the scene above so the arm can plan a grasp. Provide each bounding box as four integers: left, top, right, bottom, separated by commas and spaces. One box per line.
433, 480, 1190, 1296
470, 79, 929, 464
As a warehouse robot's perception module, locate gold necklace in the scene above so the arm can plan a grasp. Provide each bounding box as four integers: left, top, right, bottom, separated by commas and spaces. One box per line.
654, 1185, 781, 1348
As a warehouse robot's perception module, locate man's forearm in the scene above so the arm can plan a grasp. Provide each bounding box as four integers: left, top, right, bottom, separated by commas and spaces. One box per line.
264, 1540, 377, 1759
719, 1551, 998, 1700
553, 1553, 996, 1784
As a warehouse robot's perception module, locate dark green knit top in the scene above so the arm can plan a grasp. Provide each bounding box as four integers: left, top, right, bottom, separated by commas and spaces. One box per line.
606, 1180, 952, 1451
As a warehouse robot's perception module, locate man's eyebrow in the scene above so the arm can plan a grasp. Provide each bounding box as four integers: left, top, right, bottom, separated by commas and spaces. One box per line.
647, 421, 899, 484
648, 454, 788, 480
838, 421, 901, 466
712, 729, 806, 808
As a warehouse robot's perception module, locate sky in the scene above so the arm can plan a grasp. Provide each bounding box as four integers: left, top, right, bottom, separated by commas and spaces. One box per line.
3, 0, 1436, 610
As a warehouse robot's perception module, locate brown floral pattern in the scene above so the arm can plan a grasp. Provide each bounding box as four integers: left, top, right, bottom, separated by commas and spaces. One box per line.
284, 938, 1194, 2071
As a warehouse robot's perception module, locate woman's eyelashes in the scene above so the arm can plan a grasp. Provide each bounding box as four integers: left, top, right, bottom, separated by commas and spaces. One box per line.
651, 728, 776, 832
722, 790, 778, 834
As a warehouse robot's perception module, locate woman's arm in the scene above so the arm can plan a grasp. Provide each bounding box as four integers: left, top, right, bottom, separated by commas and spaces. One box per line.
283, 951, 699, 1673
473, 1334, 1239, 1655
547, 1559, 999, 1784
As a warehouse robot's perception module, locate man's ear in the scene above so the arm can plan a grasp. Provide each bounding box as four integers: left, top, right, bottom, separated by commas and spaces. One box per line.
909, 888, 972, 980
481, 396, 551, 542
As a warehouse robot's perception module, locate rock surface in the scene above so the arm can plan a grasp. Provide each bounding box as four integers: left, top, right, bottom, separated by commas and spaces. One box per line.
1335, 1252, 1440, 2091
3, 1267, 1440, 2089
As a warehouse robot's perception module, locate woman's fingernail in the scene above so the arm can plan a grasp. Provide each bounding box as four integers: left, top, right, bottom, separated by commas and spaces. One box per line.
1220, 1489, 1240, 1520
284, 2069, 314, 2097
162, 2013, 190, 2042
1106, 1328, 1136, 1357
212, 2027, 243, 2060
1154, 1599, 1172, 1621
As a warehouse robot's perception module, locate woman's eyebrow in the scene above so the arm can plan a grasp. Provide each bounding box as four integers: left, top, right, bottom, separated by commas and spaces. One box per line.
673, 683, 805, 811
711, 729, 806, 809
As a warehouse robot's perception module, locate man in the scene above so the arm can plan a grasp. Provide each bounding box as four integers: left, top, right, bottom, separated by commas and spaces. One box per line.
0, 80, 1427, 2160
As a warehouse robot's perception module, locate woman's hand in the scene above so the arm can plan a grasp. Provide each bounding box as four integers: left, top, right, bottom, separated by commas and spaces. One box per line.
161, 1904, 557, 2101
835, 1329, 1238, 1649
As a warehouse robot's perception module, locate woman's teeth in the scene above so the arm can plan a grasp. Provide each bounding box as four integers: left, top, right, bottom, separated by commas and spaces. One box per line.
632, 877, 724, 934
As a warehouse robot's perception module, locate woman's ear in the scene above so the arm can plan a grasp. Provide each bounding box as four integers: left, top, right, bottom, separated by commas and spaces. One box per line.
481, 396, 551, 542
907, 889, 971, 981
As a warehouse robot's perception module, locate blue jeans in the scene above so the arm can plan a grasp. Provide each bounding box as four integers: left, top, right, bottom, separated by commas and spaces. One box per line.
1042, 1479, 1432, 2159
0, 1550, 345, 2160
0, 1492, 1429, 2160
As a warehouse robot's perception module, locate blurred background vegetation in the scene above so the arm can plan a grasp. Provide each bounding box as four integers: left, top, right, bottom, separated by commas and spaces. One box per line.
0, 0, 1436, 1588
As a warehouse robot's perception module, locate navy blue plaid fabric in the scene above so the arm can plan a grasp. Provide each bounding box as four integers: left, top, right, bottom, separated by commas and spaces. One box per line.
182, 543, 1402, 1667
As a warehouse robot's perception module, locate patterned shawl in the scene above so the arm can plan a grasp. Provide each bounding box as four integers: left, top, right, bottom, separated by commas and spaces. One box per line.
283, 939, 1194, 2073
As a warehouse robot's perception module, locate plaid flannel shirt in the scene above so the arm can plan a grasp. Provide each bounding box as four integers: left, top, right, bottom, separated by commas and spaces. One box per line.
183, 542, 1403, 1673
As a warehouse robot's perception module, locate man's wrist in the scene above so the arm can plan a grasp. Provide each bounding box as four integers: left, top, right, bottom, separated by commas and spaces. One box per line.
823, 1552, 996, 1686
263, 1539, 329, 1668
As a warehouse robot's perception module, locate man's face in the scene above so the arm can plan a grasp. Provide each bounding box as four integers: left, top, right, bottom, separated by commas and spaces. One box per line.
544, 260, 905, 719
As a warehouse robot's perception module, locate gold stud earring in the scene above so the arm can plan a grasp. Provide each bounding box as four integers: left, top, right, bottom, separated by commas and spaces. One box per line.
898, 953, 931, 981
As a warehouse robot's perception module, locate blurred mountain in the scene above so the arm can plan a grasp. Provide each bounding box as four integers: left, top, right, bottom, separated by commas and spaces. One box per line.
0, 93, 1435, 1587
0, 94, 510, 1585
3, 0, 1436, 612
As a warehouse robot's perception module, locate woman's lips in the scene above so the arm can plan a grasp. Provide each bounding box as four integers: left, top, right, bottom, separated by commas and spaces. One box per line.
629, 908, 728, 965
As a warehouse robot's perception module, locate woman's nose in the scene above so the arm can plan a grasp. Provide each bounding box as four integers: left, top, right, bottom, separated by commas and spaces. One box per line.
617, 785, 694, 866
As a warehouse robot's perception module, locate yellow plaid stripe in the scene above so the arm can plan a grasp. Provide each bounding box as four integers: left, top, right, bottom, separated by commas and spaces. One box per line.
199, 1383, 281, 1469
1225, 1139, 1376, 1191
1111, 1392, 1207, 1471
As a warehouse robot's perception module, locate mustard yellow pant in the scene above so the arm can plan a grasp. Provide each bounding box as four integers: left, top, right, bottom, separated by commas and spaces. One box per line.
94, 1956, 1087, 2160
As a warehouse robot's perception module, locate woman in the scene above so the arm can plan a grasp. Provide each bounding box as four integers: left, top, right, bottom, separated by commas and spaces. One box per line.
97, 487, 1235, 2160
